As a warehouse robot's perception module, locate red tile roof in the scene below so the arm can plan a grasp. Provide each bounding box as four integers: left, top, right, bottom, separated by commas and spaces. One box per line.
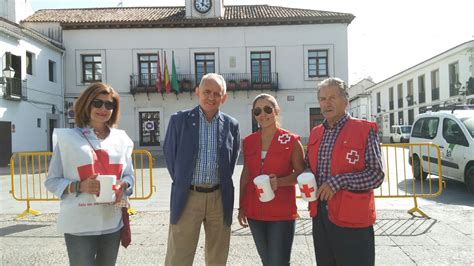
23, 5, 354, 29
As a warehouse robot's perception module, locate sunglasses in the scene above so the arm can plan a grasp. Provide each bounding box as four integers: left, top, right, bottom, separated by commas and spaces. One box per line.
91, 99, 116, 110
253, 105, 273, 116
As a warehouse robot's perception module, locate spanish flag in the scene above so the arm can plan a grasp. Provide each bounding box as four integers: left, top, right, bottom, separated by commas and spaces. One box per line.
163, 51, 171, 93
155, 52, 162, 93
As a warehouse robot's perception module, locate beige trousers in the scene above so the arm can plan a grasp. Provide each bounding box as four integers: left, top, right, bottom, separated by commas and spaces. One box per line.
165, 189, 231, 266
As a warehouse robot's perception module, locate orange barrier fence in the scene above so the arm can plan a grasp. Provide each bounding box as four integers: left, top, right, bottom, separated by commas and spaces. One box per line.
9, 150, 153, 219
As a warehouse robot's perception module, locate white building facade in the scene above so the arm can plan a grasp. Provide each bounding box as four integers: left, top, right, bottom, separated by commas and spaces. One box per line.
0, 13, 65, 166
20, 0, 354, 150
366, 41, 474, 142
348, 78, 375, 120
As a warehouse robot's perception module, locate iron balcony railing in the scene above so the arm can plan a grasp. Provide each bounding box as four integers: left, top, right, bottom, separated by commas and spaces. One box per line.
2, 77, 27, 101
418, 92, 426, 103
432, 88, 440, 100
130, 72, 279, 95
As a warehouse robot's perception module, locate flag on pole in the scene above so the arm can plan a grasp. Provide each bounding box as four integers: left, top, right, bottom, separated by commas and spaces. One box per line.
171, 51, 180, 94
155, 52, 162, 93
163, 52, 171, 93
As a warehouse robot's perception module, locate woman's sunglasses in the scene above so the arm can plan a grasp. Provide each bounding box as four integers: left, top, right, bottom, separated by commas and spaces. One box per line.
91, 99, 116, 110
253, 105, 273, 116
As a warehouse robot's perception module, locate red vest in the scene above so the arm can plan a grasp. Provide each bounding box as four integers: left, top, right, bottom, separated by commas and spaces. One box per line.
307, 118, 378, 228
241, 128, 299, 221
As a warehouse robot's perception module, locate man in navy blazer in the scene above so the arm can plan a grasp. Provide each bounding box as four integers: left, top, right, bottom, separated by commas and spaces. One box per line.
164, 73, 240, 266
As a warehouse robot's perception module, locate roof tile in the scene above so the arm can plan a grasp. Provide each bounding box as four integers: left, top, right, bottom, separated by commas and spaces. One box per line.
23, 5, 354, 28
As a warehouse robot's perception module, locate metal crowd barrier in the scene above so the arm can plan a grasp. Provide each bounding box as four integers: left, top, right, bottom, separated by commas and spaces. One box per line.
9, 150, 154, 219
298, 143, 443, 218
378, 143, 443, 218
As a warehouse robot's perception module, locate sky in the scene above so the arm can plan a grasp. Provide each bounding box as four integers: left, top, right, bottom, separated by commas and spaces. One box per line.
30, 0, 474, 85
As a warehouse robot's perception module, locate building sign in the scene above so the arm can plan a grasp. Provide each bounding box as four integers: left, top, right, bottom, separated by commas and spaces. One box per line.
143, 121, 155, 131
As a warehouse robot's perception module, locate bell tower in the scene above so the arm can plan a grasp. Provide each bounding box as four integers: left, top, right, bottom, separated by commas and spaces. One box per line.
185, 0, 225, 19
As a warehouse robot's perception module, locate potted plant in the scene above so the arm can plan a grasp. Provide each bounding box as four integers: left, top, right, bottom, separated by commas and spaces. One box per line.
227, 80, 236, 90
261, 82, 272, 90
239, 79, 249, 89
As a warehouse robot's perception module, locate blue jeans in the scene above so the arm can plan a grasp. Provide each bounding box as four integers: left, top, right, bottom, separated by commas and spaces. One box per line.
248, 219, 295, 266
64, 230, 121, 266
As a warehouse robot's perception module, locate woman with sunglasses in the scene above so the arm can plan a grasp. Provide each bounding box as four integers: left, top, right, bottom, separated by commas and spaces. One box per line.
45, 82, 134, 266
238, 93, 305, 265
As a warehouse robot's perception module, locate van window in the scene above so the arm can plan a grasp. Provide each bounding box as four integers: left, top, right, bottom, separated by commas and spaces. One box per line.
400, 126, 411, 133
412, 120, 423, 137
412, 117, 439, 139
443, 118, 468, 146
461, 117, 474, 138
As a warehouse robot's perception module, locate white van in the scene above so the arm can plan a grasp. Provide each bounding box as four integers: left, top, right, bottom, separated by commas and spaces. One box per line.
409, 105, 474, 193
390, 125, 412, 143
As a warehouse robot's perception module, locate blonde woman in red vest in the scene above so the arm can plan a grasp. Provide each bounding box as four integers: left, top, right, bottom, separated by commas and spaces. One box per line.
238, 93, 305, 266
307, 78, 384, 266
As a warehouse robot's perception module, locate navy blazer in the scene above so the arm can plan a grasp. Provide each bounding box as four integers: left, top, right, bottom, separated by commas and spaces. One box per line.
163, 106, 241, 226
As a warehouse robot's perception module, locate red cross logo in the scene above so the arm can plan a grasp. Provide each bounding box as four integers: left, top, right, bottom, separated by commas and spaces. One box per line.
77, 149, 123, 181
346, 150, 360, 165
256, 187, 264, 198
278, 134, 291, 145
300, 184, 315, 198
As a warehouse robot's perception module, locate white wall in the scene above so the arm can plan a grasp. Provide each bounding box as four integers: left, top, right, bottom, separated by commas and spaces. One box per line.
367, 41, 474, 141
62, 24, 348, 93
59, 23, 349, 146
1, 25, 64, 152
1, 0, 33, 23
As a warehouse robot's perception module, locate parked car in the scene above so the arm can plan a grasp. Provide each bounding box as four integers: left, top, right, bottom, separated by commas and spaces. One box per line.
390, 125, 412, 143
408, 105, 474, 193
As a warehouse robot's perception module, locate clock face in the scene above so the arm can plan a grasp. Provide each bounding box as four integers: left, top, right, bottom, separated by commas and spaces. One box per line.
194, 0, 212, 14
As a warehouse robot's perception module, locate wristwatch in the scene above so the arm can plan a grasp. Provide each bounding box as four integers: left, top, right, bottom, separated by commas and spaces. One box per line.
120, 182, 129, 191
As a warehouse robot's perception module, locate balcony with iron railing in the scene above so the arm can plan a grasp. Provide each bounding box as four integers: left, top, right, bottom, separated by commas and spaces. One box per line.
2, 77, 27, 101
130, 72, 279, 95
418, 92, 426, 103
449, 84, 459, 97
398, 98, 403, 108
432, 88, 440, 100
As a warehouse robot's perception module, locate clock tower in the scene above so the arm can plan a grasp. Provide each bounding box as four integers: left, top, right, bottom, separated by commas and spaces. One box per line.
185, 0, 225, 18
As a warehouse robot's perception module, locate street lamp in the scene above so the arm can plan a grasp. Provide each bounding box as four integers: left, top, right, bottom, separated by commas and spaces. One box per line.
405, 95, 416, 105
0, 66, 15, 84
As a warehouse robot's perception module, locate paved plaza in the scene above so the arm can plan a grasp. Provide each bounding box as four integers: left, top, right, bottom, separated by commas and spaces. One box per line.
0, 156, 473, 265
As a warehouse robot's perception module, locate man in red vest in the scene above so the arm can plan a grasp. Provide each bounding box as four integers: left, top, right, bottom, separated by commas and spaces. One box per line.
306, 77, 384, 266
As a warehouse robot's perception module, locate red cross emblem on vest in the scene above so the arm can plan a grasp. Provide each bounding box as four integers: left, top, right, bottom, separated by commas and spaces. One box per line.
300, 184, 315, 198
346, 150, 360, 165
278, 134, 291, 145
256, 187, 264, 198
77, 149, 123, 181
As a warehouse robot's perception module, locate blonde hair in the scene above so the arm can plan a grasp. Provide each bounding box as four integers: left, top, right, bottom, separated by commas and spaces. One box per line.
252, 93, 281, 128
74, 82, 120, 128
